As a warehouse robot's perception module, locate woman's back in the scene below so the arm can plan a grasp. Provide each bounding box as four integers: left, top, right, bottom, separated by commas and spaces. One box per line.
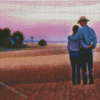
67, 40, 80, 52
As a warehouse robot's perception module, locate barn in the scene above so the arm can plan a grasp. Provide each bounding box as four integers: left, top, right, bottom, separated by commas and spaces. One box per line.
3, 37, 19, 48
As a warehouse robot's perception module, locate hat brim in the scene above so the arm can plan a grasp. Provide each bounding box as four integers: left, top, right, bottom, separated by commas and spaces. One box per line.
77, 19, 90, 24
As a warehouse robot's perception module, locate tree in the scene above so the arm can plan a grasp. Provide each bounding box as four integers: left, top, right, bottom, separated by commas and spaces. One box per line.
3, 27, 11, 38
13, 31, 24, 46
0, 27, 11, 47
30, 36, 34, 47
38, 39, 47, 47
0, 28, 3, 46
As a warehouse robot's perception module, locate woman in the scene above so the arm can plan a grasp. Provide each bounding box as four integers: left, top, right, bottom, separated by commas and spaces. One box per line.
67, 25, 92, 85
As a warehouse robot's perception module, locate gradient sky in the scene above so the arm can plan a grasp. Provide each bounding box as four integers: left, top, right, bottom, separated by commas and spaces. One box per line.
0, 0, 100, 41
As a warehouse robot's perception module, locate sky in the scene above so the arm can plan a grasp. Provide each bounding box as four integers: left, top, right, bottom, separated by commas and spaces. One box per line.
0, 0, 100, 42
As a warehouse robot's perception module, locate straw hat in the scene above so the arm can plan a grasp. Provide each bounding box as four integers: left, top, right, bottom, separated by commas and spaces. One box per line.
77, 16, 90, 23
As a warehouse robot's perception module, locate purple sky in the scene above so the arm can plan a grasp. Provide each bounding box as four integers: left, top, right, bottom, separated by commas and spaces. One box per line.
0, 0, 100, 41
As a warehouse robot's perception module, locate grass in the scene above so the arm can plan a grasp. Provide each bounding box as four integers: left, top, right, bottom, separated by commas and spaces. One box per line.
0, 46, 100, 100
0, 63, 71, 86
0, 62, 100, 100
0, 44, 100, 86
0, 44, 100, 100
0, 61, 100, 87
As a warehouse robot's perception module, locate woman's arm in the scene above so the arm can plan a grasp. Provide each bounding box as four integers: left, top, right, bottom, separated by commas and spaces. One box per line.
80, 39, 92, 49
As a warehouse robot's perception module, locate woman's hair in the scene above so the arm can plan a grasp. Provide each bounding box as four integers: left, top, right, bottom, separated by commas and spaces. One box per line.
72, 25, 79, 36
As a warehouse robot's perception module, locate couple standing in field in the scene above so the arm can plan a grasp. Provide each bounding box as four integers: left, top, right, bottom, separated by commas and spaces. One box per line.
67, 16, 97, 85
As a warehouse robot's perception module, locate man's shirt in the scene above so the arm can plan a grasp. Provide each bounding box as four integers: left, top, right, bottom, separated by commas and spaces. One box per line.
68, 25, 97, 48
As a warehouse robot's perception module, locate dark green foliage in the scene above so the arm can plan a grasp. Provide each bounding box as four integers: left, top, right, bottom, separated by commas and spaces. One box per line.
38, 39, 47, 46
13, 31, 24, 46
3, 27, 11, 38
0, 28, 3, 47
0, 28, 11, 47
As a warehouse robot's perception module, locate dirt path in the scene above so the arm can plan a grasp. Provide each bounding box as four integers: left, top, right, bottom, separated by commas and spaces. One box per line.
0, 78, 100, 100
0, 52, 100, 69
0, 54, 69, 69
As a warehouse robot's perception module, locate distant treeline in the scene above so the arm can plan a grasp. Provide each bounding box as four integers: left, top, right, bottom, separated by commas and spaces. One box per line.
24, 40, 67, 43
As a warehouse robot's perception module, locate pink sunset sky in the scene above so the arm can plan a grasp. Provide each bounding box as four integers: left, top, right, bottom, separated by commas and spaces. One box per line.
0, 0, 100, 42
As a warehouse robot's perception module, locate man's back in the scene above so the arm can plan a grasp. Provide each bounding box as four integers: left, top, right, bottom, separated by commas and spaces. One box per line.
79, 25, 96, 45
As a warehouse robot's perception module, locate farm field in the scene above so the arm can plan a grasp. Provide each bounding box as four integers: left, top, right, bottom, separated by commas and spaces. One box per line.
0, 43, 100, 100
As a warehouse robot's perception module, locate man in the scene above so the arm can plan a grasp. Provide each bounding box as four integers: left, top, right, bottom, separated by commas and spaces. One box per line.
68, 16, 97, 85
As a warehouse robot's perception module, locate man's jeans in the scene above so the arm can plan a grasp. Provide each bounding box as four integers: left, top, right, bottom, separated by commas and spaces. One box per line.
70, 51, 81, 85
81, 48, 93, 84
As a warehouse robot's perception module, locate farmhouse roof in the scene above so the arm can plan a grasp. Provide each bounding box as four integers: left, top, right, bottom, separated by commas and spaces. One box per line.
7, 38, 15, 44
